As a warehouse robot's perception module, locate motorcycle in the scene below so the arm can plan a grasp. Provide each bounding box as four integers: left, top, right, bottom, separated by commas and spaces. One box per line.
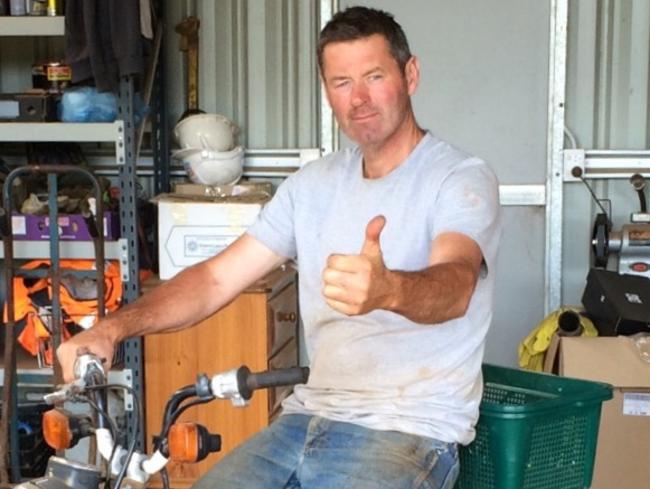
16, 354, 309, 489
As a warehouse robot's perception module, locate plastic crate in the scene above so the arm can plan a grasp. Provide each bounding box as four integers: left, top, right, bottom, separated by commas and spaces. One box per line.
456, 364, 612, 489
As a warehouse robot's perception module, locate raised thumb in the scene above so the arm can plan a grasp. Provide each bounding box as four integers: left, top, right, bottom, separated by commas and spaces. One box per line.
360, 215, 386, 256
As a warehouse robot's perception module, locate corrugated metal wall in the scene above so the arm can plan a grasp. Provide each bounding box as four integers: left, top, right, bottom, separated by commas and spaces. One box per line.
563, 0, 650, 305
566, 0, 650, 150
164, 0, 320, 150
0, 37, 64, 92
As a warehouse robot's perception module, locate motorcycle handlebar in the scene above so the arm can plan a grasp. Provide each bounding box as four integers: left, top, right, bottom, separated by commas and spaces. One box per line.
246, 366, 310, 390
235, 366, 310, 401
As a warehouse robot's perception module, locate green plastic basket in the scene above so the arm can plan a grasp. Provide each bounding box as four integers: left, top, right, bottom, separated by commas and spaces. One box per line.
455, 364, 612, 489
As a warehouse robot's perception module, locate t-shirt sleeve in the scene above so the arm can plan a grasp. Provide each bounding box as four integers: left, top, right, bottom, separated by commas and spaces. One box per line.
430, 157, 502, 275
246, 173, 298, 260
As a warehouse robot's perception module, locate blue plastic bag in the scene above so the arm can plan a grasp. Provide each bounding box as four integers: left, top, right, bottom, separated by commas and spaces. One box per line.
60, 87, 117, 122
60, 87, 148, 123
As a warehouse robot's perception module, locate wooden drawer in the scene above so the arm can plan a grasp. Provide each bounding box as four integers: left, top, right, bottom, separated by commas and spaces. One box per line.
267, 284, 298, 357
267, 338, 298, 417
143, 267, 297, 488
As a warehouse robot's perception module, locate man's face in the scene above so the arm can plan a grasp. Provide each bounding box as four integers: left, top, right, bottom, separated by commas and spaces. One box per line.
321, 34, 419, 149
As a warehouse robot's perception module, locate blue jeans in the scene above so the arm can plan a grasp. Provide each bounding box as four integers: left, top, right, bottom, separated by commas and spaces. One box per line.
191, 414, 459, 489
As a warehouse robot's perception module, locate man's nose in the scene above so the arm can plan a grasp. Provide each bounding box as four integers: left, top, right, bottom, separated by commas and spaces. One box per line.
351, 82, 370, 107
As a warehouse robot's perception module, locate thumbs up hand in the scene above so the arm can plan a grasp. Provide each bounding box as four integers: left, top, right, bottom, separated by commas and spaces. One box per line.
322, 215, 393, 315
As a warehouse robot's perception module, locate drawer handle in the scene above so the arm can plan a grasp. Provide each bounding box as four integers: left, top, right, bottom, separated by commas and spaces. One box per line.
276, 311, 297, 322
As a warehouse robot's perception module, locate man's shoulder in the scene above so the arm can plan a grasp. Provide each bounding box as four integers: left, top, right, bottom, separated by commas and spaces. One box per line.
421, 132, 494, 178
421, 133, 471, 165
295, 147, 358, 179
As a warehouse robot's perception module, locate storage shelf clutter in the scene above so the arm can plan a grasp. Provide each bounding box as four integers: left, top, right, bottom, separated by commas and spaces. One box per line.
455, 364, 612, 489
0, 401, 54, 480
0, 6, 161, 480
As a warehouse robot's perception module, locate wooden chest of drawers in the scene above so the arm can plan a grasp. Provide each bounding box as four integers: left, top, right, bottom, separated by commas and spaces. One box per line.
143, 266, 298, 488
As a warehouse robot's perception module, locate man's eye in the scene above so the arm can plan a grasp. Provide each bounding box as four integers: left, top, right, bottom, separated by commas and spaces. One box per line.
368, 74, 383, 82
334, 80, 350, 89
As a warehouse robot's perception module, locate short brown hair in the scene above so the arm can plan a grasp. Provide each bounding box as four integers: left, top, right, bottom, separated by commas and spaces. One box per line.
317, 6, 412, 73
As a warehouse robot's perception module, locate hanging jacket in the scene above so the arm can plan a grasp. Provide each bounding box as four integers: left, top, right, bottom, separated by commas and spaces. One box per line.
65, 0, 144, 92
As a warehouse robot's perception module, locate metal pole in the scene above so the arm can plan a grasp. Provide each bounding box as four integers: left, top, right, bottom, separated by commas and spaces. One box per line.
545, 0, 569, 313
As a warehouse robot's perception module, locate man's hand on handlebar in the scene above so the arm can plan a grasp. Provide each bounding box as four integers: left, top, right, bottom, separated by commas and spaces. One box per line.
56, 321, 117, 382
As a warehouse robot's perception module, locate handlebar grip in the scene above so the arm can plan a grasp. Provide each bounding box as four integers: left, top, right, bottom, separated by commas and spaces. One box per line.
236, 366, 309, 400
246, 367, 310, 391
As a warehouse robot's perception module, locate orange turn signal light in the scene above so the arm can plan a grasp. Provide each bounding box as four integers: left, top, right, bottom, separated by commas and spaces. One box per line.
43, 409, 73, 450
168, 422, 200, 463
167, 422, 221, 463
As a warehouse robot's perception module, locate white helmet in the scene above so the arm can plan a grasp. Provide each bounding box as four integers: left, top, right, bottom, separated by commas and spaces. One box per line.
173, 113, 238, 151
173, 146, 244, 186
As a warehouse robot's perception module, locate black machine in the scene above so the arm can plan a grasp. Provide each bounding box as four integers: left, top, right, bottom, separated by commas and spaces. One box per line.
584, 174, 650, 335
582, 268, 650, 336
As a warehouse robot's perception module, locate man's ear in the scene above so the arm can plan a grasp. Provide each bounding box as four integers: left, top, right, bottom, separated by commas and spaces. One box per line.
320, 70, 334, 106
405, 56, 420, 96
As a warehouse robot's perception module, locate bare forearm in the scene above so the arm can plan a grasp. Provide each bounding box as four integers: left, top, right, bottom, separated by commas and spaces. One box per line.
56, 234, 285, 382
101, 262, 234, 343
386, 262, 478, 324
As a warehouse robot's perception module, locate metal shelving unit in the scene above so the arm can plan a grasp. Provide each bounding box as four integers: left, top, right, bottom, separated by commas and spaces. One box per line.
0, 121, 126, 163
0, 16, 64, 36
0, 15, 151, 482
0, 118, 144, 480
0, 240, 131, 282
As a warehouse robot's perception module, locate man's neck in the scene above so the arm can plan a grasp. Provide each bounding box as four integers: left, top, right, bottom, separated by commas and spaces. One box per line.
362, 119, 425, 179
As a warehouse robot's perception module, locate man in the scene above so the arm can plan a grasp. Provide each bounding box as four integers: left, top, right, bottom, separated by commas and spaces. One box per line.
58, 6, 501, 489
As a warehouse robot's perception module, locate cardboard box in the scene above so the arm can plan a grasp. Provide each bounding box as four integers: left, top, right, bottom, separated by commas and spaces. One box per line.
156, 192, 269, 280
546, 336, 650, 489
172, 181, 274, 199
11, 212, 120, 241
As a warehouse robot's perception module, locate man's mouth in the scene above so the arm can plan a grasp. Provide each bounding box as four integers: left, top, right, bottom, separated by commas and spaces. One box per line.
351, 112, 378, 122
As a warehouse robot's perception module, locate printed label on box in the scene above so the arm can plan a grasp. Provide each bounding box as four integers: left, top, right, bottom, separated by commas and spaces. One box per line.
184, 235, 236, 258
11, 213, 119, 241
11, 215, 26, 235
623, 392, 650, 416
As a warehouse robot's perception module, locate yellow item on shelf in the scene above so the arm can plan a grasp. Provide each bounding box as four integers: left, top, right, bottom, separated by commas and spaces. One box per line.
518, 307, 598, 371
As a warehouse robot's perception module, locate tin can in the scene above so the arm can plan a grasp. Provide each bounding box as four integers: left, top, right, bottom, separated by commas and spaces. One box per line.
9, 0, 26, 16
32, 61, 71, 93
27, 0, 47, 15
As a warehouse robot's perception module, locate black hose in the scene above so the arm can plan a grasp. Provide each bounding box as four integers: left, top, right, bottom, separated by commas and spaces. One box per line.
87, 370, 109, 430
638, 189, 647, 213
88, 384, 142, 489
84, 395, 119, 489
161, 385, 196, 432
161, 467, 171, 489
630, 173, 647, 212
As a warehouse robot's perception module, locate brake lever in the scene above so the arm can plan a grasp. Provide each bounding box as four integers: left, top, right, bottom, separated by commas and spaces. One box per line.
44, 354, 106, 404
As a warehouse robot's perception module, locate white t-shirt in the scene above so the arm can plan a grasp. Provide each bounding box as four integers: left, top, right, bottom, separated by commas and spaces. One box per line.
246, 132, 502, 444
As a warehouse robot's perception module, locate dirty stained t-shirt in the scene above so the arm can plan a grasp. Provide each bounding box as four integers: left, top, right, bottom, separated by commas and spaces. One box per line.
246, 132, 502, 445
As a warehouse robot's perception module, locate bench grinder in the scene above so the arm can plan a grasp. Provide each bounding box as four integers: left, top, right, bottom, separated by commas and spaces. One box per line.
592, 173, 650, 278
